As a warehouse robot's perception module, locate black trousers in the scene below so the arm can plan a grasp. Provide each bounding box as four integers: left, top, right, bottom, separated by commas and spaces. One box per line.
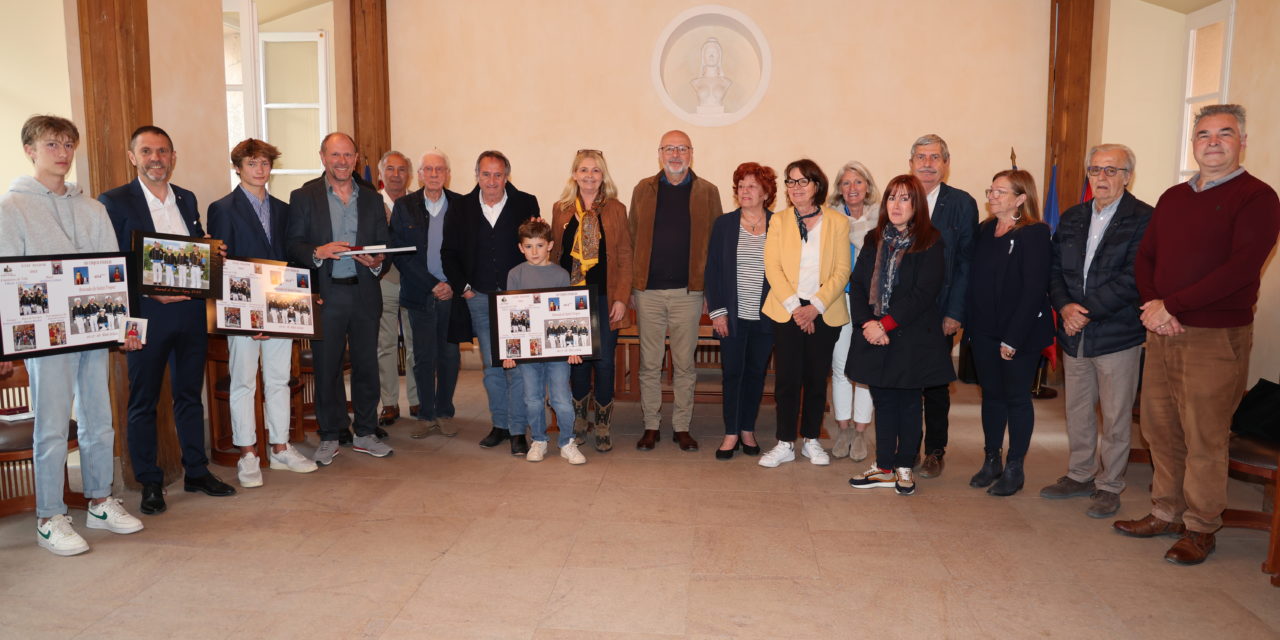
772, 316, 839, 442
922, 332, 956, 454
313, 282, 382, 441
126, 299, 209, 484
718, 317, 774, 435
870, 386, 924, 470
969, 333, 1040, 460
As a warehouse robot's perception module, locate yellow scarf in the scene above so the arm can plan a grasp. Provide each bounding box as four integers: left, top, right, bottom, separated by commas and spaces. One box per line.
569, 196, 601, 285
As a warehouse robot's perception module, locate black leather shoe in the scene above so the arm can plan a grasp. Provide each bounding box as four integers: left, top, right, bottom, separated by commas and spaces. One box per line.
479, 427, 510, 448
715, 439, 739, 460
140, 482, 166, 515
338, 429, 354, 446
969, 449, 1003, 488
988, 459, 1025, 497
184, 473, 237, 497
741, 436, 761, 456
510, 434, 529, 456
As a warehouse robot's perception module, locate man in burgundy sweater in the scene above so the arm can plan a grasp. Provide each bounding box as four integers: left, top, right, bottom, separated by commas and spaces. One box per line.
1114, 104, 1280, 565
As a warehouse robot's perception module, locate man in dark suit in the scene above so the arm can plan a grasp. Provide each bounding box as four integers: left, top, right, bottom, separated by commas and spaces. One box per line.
286, 132, 391, 466
441, 150, 539, 455
390, 149, 463, 439
208, 138, 318, 488
1042, 143, 1151, 519
100, 125, 236, 515
909, 133, 978, 479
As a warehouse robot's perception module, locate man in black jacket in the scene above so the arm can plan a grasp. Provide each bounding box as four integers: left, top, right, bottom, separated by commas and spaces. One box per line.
1042, 144, 1151, 518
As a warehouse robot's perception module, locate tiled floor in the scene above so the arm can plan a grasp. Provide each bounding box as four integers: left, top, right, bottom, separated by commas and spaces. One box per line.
2, 370, 1277, 639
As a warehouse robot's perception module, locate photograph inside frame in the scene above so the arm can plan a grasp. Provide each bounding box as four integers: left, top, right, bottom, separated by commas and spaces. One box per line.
209, 256, 318, 339
0, 253, 131, 360
132, 230, 222, 298
491, 286, 598, 366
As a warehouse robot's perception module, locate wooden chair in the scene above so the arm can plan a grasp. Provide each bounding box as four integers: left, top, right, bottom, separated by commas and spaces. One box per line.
1221, 433, 1280, 587
0, 361, 87, 517
204, 335, 305, 467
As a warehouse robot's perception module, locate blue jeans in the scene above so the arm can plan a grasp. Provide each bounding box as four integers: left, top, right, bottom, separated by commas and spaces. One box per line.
717, 317, 774, 434
29, 350, 114, 518
521, 361, 574, 447
467, 292, 526, 434
570, 294, 618, 405
407, 296, 460, 421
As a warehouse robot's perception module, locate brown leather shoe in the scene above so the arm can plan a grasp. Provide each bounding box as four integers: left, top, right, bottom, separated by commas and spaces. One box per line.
918, 450, 945, 478
1165, 531, 1216, 565
636, 429, 660, 451
378, 406, 400, 426
673, 431, 699, 452
1113, 513, 1186, 538
408, 405, 421, 418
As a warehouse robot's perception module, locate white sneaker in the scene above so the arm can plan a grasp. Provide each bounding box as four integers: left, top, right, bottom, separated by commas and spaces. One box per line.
758, 441, 796, 468
86, 497, 144, 534
269, 445, 319, 473
800, 438, 830, 465
37, 514, 89, 556
237, 453, 264, 488
895, 467, 917, 496
527, 440, 548, 462
560, 441, 586, 465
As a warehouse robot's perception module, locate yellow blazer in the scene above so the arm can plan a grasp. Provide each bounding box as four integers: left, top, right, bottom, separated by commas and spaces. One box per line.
762, 205, 851, 326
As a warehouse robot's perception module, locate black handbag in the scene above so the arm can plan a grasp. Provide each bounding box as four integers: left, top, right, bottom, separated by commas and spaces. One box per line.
1231, 378, 1280, 443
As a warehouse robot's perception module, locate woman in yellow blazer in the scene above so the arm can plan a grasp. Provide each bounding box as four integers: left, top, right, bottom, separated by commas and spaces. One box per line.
758, 159, 851, 468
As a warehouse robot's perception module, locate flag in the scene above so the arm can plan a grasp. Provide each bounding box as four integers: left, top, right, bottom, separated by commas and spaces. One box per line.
1044, 164, 1060, 233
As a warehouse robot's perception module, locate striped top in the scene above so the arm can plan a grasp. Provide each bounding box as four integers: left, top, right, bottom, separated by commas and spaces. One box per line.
735, 226, 767, 320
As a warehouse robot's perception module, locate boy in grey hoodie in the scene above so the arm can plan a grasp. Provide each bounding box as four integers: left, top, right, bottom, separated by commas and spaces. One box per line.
0, 115, 143, 556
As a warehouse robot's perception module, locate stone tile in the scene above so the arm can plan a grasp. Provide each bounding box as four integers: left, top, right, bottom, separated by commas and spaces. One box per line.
565, 521, 694, 571
395, 556, 560, 628
685, 575, 837, 638
693, 490, 807, 529
585, 486, 698, 525
800, 492, 921, 532
0, 594, 110, 638
77, 603, 247, 639
599, 459, 704, 491
498, 483, 597, 522
691, 525, 819, 578
539, 567, 690, 635
446, 517, 579, 568
381, 619, 535, 639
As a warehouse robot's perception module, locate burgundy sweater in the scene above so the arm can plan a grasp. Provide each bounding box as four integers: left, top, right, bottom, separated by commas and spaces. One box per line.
1136, 170, 1279, 328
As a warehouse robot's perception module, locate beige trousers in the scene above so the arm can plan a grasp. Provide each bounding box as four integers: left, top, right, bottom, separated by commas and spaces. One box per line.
1062, 345, 1141, 494
633, 288, 703, 432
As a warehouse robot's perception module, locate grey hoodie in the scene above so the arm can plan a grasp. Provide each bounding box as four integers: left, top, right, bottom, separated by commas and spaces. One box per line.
0, 175, 118, 256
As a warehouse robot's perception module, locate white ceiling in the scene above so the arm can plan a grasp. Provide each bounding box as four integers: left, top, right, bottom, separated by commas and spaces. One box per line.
1140, 0, 1219, 14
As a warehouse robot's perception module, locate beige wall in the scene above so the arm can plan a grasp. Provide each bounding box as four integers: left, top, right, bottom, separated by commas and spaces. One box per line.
1231, 0, 1280, 383
1094, 0, 1184, 204
148, 0, 232, 223
385, 0, 1050, 213
0, 0, 75, 186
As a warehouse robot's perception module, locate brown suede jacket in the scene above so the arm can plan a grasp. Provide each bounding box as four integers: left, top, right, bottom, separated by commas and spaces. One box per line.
550, 197, 634, 330
628, 171, 722, 292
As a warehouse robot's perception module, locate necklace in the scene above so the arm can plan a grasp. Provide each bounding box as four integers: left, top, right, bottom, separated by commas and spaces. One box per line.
741, 212, 764, 233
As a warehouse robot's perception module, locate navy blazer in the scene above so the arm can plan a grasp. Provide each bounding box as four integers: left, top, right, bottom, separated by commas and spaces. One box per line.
1050, 190, 1152, 357
441, 182, 539, 295
389, 187, 462, 309
966, 221, 1055, 353
99, 179, 206, 321
932, 182, 978, 323
207, 187, 289, 262
285, 176, 389, 301
703, 208, 773, 337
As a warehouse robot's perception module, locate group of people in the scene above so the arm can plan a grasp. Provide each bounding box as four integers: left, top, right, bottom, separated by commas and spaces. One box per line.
17, 285, 49, 315
145, 241, 207, 288
0, 103, 1274, 570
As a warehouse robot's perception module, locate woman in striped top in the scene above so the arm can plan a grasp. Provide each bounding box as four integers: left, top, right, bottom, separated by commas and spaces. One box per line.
703, 162, 777, 460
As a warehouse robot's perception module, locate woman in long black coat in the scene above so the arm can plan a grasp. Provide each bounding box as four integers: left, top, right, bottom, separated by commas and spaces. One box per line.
846, 174, 954, 496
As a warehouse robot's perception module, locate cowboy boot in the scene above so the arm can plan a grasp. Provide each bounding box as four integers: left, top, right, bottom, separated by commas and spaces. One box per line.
594, 401, 614, 452
572, 395, 591, 446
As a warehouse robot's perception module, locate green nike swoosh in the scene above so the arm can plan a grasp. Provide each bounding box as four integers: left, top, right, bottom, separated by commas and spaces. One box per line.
89, 510, 108, 520
38, 528, 51, 539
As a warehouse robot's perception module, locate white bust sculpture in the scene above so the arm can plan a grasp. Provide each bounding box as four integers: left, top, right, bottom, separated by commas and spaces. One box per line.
690, 37, 732, 114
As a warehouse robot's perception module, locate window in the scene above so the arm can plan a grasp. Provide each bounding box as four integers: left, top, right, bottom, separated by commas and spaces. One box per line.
1177, 0, 1234, 182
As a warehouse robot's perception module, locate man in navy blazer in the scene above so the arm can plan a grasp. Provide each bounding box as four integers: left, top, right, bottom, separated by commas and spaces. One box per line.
1043, 144, 1151, 518
389, 149, 464, 439
286, 132, 391, 466
909, 134, 978, 478
100, 125, 236, 515
441, 150, 539, 455
207, 138, 318, 488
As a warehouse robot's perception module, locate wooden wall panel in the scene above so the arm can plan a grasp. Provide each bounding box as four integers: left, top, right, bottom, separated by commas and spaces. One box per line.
77, 0, 152, 197
1045, 0, 1094, 212
349, 0, 390, 179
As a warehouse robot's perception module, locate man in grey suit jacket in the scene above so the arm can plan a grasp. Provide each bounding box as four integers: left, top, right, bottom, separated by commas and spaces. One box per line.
909, 134, 978, 479
286, 132, 391, 465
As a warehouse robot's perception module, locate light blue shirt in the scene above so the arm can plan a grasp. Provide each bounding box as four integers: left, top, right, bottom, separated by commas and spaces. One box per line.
326, 182, 360, 278
1189, 166, 1245, 193
1082, 195, 1122, 291
426, 192, 448, 282
238, 185, 272, 242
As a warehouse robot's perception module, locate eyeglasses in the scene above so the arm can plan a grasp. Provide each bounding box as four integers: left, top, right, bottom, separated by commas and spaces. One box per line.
577, 149, 604, 156
1086, 166, 1129, 176
784, 178, 814, 188
985, 188, 1013, 199
658, 145, 691, 154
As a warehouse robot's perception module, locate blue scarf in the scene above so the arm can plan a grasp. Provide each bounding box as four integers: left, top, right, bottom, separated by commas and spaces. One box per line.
869, 224, 913, 316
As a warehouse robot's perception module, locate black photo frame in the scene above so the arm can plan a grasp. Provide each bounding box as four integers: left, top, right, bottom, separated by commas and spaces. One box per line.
487, 285, 601, 367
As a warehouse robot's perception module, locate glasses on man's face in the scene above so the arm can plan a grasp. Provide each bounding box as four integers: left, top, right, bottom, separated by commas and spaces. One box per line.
659, 145, 691, 155
985, 188, 1012, 199
784, 178, 813, 188
1086, 166, 1129, 177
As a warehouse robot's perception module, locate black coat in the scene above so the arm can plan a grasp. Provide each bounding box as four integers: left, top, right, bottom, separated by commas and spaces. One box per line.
1050, 191, 1152, 357
846, 236, 955, 389
440, 182, 539, 295
285, 176, 389, 302
966, 221, 1055, 353
702, 209, 773, 337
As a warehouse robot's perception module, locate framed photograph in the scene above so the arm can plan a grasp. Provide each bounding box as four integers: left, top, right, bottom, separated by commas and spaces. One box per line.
117, 317, 148, 345
0, 252, 132, 361
488, 285, 600, 367
207, 257, 321, 339
132, 230, 223, 299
